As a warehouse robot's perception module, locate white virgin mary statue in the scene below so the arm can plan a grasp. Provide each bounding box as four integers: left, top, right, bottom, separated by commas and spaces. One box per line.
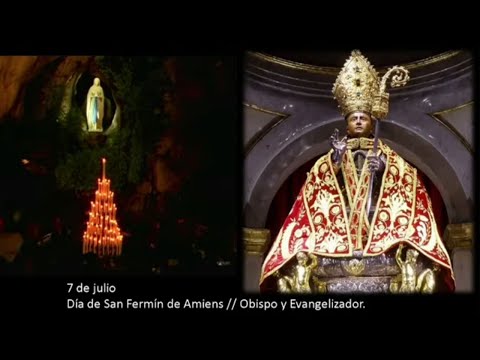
86, 77, 105, 132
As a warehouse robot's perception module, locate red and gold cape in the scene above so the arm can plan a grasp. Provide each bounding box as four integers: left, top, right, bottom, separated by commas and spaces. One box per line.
260, 138, 454, 289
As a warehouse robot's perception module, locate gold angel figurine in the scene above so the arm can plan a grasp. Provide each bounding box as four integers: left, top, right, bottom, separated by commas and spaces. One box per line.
275, 252, 318, 293
390, 243, 437, 294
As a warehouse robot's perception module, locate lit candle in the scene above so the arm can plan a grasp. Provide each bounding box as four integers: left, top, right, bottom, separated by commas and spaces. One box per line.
102, 158, 106, 180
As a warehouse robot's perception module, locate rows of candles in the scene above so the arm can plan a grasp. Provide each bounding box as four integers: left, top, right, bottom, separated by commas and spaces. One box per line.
82, 158, 123, 257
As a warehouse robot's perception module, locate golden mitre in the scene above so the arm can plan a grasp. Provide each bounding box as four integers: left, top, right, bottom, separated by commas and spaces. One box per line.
332, 50, 410, 120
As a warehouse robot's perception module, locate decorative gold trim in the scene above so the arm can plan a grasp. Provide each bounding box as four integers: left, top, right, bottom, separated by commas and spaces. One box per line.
243, 103, 289, 155
429, 101, 474, 154
443, 223, 473, 250
250, 52, 339, 75
243, 102, 287, 117
433, 101, 473, 116
249, 51, 463, 76
243, 228, 270, 255
398, 51, 463, 70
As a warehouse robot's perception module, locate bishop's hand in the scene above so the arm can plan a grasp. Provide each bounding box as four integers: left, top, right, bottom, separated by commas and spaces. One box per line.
330, 129, 347, 153
330, 129, 347, 167
367, 155, 384, 173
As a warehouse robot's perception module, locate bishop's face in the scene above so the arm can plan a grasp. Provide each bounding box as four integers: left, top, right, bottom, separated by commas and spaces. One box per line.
346, 112, 374, 138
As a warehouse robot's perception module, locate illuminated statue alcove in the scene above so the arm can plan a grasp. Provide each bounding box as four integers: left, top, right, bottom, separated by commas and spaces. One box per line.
75, 73, 117, 134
